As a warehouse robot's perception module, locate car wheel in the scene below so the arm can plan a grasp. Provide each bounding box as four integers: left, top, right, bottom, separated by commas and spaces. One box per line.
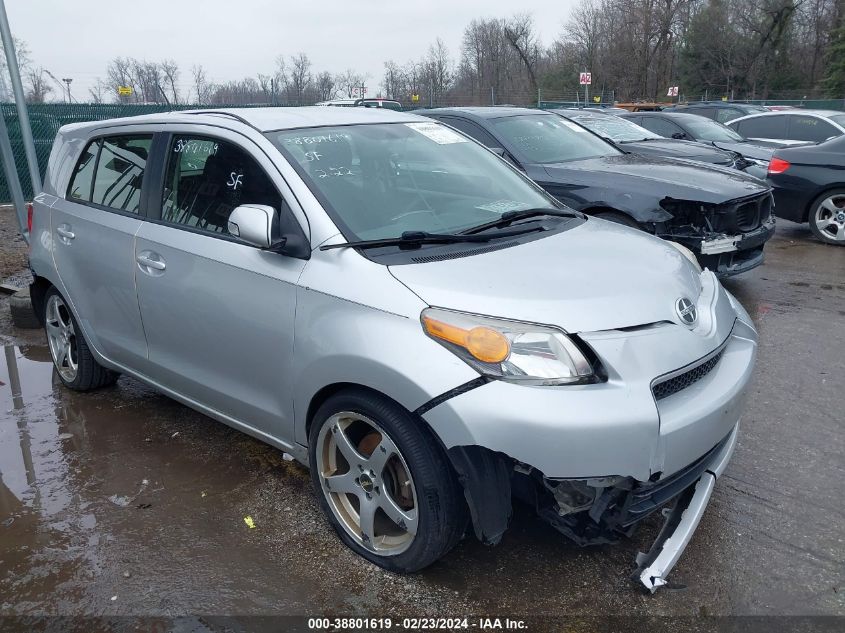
43, 288, 119, 391
808, 190, 845, 246
309, 389, 466, 572
593, 210, 641, 229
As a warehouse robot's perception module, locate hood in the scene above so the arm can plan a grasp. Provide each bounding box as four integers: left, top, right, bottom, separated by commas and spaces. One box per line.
620, 139, 733, 164
388, 218, 702, 333
711, 140, 775, 162
539, 154, 769, 204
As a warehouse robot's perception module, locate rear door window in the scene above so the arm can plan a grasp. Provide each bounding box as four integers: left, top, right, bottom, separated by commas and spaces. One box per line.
161, 135, 282, 236
67, 140, 99, 202
732, 115, 787, 139
638, 117, 685, 138
787, 115, 839, 142
90, 135, 153, 213
687, 107, 716, 120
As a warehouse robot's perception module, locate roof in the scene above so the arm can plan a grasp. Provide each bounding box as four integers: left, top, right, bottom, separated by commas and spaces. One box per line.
59, 106, 423, 135
620, 111, 712, 122
416, 106, 549, 120
729, 109, 844, 119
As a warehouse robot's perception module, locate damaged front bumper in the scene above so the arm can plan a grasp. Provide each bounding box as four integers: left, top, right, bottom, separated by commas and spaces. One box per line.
631, 423, 737, 592
660, 194, 776, 277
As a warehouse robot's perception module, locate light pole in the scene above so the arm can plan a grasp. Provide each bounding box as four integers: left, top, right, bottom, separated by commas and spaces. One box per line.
62, 77, 72, 103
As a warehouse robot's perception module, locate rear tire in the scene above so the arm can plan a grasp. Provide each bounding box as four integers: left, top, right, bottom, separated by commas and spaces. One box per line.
308, 388, 467, 572
593, 210, 641, 229
43, 287, 119, 391
808, 189, 845, 246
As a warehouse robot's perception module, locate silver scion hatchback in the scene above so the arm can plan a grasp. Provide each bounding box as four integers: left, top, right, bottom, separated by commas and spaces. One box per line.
28, 107, 757, 591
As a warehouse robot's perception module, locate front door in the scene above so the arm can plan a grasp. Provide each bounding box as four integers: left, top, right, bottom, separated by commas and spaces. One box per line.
51, 133, 154, 368
133, 130, 307, 443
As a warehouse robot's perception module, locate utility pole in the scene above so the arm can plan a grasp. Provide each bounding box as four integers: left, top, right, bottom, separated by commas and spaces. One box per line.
0, 0, 42, 194
62, 77, 72, 103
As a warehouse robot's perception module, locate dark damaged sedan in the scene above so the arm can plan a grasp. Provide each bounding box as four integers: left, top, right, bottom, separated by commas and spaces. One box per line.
418, 107, 775, 277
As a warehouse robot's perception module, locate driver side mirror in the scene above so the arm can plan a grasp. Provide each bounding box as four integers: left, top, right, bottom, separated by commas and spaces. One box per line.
228, 204, 276, 248
227, 204, 310, 259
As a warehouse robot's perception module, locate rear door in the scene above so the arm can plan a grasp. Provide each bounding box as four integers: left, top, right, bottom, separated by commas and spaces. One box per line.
133, 127, 307, 442
51, 131, 155, 368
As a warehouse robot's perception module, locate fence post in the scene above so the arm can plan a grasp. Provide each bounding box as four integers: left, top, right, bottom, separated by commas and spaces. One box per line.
0, 0, 42, 195
0, 107, 28, 243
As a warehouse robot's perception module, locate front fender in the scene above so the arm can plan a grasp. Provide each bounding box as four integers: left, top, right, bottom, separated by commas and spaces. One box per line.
292, 287, 479, 447
539, 181, 672, 224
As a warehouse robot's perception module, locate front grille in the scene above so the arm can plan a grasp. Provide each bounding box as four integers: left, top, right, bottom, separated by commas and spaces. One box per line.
712, 193, 771, 233
735, 200, 760, 231
652, 349, 724, 401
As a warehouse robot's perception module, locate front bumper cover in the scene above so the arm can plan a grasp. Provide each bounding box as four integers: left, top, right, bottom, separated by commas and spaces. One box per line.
632, 422, 738, 592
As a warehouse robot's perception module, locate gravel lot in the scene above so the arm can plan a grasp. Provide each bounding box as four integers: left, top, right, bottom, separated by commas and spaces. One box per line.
0, 206, 842, 630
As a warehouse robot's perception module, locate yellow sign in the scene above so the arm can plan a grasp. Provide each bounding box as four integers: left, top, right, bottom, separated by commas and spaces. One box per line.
593, 95, 601, 103
118, 86, 132, 96
411, 94, 420, 102
721, 96, 728, 101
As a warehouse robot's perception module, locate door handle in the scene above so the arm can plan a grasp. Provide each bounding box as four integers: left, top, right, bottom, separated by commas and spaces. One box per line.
136, 253, 166, 271
56, 225, 75, 240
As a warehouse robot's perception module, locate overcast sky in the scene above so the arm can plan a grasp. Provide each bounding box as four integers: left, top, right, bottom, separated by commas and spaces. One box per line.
5, 0, 579, 101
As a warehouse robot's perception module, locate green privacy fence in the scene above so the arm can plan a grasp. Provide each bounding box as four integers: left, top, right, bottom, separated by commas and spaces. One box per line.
0, 103, 297, 202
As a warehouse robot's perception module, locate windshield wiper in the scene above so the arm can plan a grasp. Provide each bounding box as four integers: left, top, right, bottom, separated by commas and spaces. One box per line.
320, 226, 542, 251
460, 207, 578, 235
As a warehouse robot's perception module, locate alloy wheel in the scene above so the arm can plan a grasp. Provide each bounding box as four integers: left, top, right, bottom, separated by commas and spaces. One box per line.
814, 194, 845, 243
45, 294, 78, 382
316, 412, 419, 556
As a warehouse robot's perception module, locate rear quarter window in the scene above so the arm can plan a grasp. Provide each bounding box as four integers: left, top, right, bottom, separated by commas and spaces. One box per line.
787, 115, 839, 143
66, 140, 98, 202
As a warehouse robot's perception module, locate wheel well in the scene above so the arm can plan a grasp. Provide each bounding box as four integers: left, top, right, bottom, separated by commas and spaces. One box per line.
29, 276, 53, 326
305, 383, 432, 443
304, 382, 457, 459
804, 186, 845, 223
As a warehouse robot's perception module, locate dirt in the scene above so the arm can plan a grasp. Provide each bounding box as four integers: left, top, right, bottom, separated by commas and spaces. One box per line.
0, 207, 842, 629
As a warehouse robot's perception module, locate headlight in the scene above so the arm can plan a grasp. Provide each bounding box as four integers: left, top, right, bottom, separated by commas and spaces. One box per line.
668, 240, 702, 273
421, 308, 596, 385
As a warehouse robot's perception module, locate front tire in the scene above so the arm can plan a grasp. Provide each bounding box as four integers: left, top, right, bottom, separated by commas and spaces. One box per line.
43, 288, 119, 391
808, 190, 845, 246
308, 389, 466, 572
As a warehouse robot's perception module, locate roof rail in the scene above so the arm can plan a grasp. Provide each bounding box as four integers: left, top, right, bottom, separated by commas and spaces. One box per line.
185, 110, 262, 133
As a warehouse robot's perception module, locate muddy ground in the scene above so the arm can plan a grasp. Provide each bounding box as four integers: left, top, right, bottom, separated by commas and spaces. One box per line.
0, 206, 842, 629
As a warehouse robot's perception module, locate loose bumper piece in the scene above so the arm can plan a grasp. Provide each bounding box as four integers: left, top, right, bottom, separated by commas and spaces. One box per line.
632, 422, 738, 593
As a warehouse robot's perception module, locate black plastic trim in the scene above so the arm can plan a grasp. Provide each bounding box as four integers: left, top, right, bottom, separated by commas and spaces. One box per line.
413, 376, 489, 416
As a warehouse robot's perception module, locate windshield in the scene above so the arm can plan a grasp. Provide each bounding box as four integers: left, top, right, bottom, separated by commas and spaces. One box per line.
267, 122, 554, 241
683, 117, 744, 142
562, 112, 661, 142
492, 114, 619, 164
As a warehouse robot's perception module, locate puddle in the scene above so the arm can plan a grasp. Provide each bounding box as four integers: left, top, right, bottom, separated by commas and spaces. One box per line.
0, 345, 332, 615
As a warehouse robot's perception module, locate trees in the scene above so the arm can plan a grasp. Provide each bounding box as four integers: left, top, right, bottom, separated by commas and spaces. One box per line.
25, 67, 52, 103
287, 53, 312, 104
